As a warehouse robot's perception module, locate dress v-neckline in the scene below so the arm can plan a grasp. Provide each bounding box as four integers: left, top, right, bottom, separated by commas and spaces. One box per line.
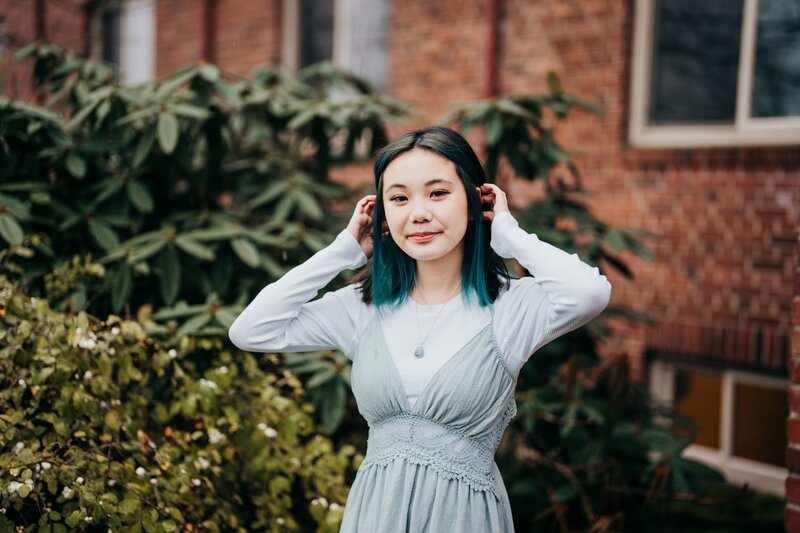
372, 315, 497, 416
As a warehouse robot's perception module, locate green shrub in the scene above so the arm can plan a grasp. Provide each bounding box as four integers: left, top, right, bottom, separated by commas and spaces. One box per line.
0, 267, 358, 532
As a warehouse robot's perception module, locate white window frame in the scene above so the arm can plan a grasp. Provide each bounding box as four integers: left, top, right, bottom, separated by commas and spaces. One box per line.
282, 0, 346, 72
281, 0, 387, 89
629, 0, 800, 148
89, 0, 155, 85
649, 359, 787, 495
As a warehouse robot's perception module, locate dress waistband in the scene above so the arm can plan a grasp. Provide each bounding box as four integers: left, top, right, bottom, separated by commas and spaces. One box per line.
359, 414, 498, 498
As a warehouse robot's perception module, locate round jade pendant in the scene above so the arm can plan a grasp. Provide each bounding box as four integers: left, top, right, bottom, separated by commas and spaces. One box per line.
414, 346, 425, 358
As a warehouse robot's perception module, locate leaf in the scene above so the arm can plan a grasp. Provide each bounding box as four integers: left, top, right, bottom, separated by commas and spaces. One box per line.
157, 112, 179, 155
160, 246, 181, 305
88, 219, 120, 251
169, 103, 212, 120
484, 113, 503, 145
133, 128, 156, 168
231, 238, 260, 268
321, 380, 346, 434
294, 190, 324, 220
175, 235, 215, 261
0, 214, 24, 245
127, 180, 154, 213
175, 313, 212, 338
307, 367, 337, 389
111, 263, 132, 312
128, 239, 166, 264
214, 308, 239, 329
547, 71, 562, 94
65, 153, 87, 178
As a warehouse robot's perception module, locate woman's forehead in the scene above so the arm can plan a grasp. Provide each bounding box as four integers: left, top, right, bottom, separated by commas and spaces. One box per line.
383, 150, 460, 190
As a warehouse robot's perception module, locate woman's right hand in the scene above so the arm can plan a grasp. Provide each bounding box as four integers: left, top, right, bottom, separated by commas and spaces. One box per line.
346, 195, 386, 258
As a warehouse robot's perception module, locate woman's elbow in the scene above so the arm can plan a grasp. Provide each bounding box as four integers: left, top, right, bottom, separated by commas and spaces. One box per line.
227, 322, 247, 350
590, 277, 612, 314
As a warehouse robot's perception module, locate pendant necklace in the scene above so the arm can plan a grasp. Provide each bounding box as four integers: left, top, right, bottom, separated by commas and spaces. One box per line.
413, 284, 461, 359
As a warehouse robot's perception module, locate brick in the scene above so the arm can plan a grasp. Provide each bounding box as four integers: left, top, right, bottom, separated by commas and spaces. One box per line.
788, 446, 800, 473
790, 418, 800, 446
790, 475, 800, 504
788, 504, 800, 533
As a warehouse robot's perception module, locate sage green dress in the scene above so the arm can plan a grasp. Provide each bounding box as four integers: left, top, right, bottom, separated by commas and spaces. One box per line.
340, 308, 517, 532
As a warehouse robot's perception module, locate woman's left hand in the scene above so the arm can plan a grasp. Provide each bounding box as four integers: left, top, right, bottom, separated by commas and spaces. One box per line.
476, 183, 510, 222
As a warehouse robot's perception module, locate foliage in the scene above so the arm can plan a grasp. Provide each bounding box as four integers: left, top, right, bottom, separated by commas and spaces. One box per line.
1, 42, 405, 434
1, 40, 405, 321
0, 267, 359, 532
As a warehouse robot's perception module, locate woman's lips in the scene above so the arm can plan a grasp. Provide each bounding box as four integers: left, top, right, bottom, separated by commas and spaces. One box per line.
409, 232, 439, 243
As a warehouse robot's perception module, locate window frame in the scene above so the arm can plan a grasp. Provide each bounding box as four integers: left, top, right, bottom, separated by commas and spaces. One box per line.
281, 0, 348, 72
88, 0, 155, 85
649, 359, 787, 495
629, 0, 800, 148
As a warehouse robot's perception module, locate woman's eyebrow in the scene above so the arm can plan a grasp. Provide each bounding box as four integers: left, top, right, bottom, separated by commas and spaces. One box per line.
385, 178, 453, 192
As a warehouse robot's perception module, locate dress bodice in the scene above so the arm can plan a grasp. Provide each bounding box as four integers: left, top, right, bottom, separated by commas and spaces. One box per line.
350, 313, 518, 499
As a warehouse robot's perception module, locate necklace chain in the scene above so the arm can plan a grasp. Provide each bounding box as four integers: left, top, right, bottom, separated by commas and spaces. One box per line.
413, 283, 461, 359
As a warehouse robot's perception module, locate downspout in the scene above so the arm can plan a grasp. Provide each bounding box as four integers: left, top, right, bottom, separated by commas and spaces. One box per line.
201, 0, 217, 63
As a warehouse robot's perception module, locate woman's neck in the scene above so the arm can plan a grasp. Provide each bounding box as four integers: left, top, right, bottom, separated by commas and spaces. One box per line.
410, 245, 464, 305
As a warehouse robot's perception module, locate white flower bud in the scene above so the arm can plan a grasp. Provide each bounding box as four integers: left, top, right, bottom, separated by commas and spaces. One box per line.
111, 327, 120, 335
75, 477, 84, 485
135, 467, 146, 477
168, 349, 177, 359
192, 478, 201, 487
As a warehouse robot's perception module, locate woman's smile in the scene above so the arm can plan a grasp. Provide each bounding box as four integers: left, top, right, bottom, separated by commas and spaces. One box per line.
409, 232, 441, 243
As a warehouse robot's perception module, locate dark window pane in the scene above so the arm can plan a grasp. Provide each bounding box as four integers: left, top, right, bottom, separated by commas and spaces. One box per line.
300, 0, 334, 68
752, 0, 800, 117
650, 0, 744, 124
101, 8, 121, 67
733, 383, 787, 467
673, 368, 721, 449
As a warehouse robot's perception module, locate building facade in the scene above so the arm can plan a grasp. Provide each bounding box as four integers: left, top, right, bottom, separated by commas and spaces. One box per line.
2, 0, 799, 520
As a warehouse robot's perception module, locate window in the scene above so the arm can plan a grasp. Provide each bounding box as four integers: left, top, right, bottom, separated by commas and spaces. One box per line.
282, 0, 389, 90
629, 0, 800, 147
649, 360, 788, 495
91, 0, 155, 85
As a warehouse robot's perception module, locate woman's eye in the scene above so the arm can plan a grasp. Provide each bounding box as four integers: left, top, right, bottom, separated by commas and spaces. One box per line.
389, 191, 448, 202
390, 196, 407, 202
432, 190, 449, 197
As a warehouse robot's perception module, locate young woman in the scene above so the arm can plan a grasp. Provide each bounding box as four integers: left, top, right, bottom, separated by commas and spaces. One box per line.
228, 126, 612, 532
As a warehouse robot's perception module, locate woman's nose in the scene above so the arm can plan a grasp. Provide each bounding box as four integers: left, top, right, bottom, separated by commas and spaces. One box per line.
409, 200, 432, 221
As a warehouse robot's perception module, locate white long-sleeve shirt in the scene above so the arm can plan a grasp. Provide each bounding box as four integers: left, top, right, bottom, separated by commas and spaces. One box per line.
228, 211, 612, 408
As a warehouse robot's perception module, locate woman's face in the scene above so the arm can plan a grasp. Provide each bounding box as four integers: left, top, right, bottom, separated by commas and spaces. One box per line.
381, 148, 470, 264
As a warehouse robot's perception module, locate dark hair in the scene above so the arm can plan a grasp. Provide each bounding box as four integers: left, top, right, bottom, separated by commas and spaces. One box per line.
349, 126, 511, 315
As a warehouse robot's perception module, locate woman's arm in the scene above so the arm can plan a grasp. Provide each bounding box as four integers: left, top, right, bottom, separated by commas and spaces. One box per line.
227, 228, 368, 358
490, 210, 612, 375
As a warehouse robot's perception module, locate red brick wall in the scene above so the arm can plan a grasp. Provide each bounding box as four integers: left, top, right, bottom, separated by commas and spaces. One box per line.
500, 0, 797, 380
0, 0, 85, 99
156, 0, 281, 77
789, 248, 800, 531
214, 0, 281, 75
155, 0, 204, 76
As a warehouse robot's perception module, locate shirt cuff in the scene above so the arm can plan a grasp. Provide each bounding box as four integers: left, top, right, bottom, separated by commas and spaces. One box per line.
334, 228, 369, 269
